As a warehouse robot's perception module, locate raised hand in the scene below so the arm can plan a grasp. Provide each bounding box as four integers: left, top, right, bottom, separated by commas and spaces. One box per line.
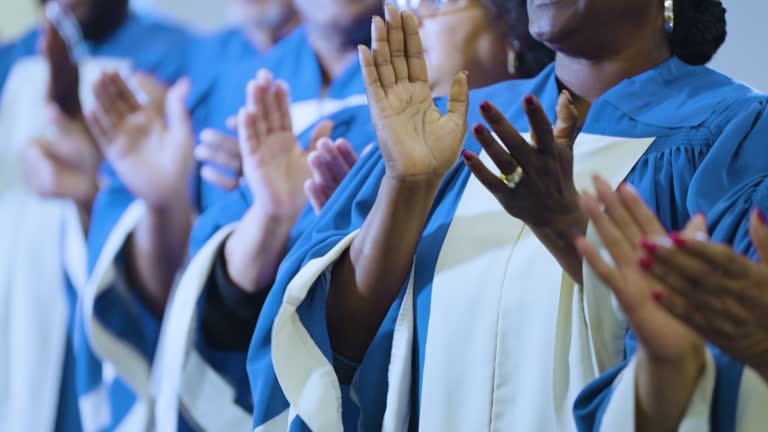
463, 90, 582, 230
305, 138, 372, 214
238, 70, 313, 219
576, 175, 710, 430
639, 209, 768, 381
360, 4, 468, 183
195, 128, 241, 191
88, 71, 193, 209
41, 20, 81, 118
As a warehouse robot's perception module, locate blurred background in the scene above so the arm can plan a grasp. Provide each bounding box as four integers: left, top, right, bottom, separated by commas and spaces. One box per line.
1, 0, 765, 91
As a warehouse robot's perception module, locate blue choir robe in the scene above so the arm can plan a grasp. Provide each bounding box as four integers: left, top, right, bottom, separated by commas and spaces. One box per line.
574, 111, 768, 432
81, 26, 368, 431
242, 57, 768, 431
0, 12, 191, 432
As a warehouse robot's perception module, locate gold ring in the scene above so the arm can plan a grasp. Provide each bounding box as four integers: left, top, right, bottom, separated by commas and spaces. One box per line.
499, 166, 524, 189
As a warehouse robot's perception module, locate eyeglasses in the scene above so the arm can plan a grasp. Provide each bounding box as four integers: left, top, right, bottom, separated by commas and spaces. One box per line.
394, 0, 475, 18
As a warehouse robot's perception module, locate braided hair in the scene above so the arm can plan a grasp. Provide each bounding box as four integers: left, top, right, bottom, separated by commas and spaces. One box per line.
670, 0, 727, 65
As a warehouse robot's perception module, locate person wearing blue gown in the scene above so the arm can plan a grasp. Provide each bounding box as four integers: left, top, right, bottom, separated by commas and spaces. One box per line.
79, 0, 383, 429
149, 1, 556, 429
0, 1, 192, 431
241, 2, 768, 431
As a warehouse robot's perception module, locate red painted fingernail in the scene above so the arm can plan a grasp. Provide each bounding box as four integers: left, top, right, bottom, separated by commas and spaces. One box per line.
669, 231, 687, 248
639, 254, 654, 271
480, 101, 493, 115
651, 290, 664, 303
472, 123, 486, 136
524, 95, 536, 108
639, 238, 658, 254
755, 207, 767, 226
461, 149, 472, 162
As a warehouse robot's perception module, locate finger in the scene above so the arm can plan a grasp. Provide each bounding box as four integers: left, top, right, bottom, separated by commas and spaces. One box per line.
359, 45, 388, 106
750, 208, 768, 266
574, 236, 624, 293
194, 143, 242, 174
371, 15, 396, 90
461, 149, 508, 196
226, 115, 238, 131
200, 165, 239, 191
274, 80, 293, 132
199, 129, 241, 158
647, 241, 722, 293
479, 100, 532, 167
238, 107, 265, 156
108, 72, 142, 115
402, 10, 428, 83
593, 175, 643, 244
553, 90, 578, 148
85, 110, 109, 146
653, 289, 709, 336
385, 4, 408, 83
308, 143, 344, 186
92, 77, 118, 130
252, 79, 273, 134
308, 120, 334, 153
681, 213, 709, 240
580, 191, 636, 265
617, 181, 667, 236
307, 152, 336, 197
334, 138, 358, 168
471, 123, 520, 176
524, 94, 557, 155
322, 148, 352, 185
304, 178, 327, 215
670, 238, 747, 278
165, 77, 192, 134
445, 72, 469, 130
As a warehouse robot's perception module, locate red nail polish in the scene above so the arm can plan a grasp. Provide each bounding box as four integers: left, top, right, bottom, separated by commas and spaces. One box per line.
639, 254, 654, 271
639, 238, 657, 254
461, 149, 472, 162
524, 95, 536, 108
755, 207, 767, 226
651, 290, 664, 303
480, 101, 493, 115
472, 123, 486, 136
669, 232, 687, 248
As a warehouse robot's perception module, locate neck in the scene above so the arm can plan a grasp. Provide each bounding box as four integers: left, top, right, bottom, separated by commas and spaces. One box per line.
304, 24, 359, 86
243, 16, 300, 52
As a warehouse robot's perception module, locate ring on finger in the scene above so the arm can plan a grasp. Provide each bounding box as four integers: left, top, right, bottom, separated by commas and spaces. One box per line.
499, 166, 524, 189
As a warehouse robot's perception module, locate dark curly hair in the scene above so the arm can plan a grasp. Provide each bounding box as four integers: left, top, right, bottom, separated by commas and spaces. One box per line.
670, 0, 727, 65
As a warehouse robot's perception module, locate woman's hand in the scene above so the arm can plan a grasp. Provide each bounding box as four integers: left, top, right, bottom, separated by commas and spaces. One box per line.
361, 4, 468, 184
575, 175, 707, 431
641, 209, 768, 381
305, 138, 372, 214
195, 129, 241, 191
87, 71, 194, 210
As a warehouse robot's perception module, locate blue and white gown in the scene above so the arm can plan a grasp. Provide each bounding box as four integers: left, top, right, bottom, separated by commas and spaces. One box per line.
82, 26, 369, 431
0, 12, 191, 432
574, 109, 768, 431
243, 57, 768, 431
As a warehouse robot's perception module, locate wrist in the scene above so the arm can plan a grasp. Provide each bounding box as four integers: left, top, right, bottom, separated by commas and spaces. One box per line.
638, 342, 706, 383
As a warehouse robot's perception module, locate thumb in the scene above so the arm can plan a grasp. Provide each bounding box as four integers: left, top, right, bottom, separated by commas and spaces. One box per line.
165, 77, 191, 133
681, 213, 708, 240
307, 120, 334, 153
553, 90, 578, 148
445, 72, 469, 131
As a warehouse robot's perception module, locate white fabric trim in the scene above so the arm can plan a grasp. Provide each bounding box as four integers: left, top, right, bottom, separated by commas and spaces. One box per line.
416, 134, 653, 431
84, 200, 152, 398
152, 223, 254, 431
735, 367, 768, 432
289, 94, 368, 135
272, 230, 361, 432
78, 380, 113, 432
599, 351, 716, 432
252, 409, 290, 432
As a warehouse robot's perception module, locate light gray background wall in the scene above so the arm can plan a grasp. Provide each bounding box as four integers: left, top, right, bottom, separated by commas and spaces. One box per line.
1, 0, 765, 91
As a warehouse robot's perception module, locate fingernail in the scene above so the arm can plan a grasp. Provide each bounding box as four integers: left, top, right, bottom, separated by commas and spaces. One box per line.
472, 123, 486, 136
669, 231, 687, 248
524, 95, 536, 108
639, 238, 657, 254
639, 254, 654, 271
461, 149, 473, 162
651, 290, 664, 303
755, 207, 767, 226
479, 101, 493, 116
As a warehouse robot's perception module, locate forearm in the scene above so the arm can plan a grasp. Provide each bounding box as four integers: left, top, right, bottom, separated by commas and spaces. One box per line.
327, 175, 441, 361
127, 198, 194, 317
223, 205, 298, 294
635, 345, 706, 432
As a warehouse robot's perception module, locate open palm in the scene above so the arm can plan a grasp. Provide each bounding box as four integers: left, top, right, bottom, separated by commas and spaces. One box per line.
361, 4, 468, 181
576, 178, 704, 362
89, 72, 193, 208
